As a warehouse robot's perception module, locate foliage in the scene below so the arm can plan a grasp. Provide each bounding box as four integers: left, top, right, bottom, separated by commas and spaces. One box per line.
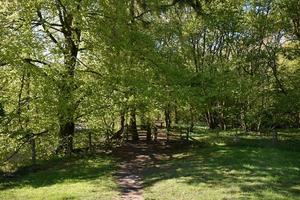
0, 0, 299, 170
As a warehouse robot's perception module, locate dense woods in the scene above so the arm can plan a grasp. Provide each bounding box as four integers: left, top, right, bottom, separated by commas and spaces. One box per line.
0, 0, 300, 171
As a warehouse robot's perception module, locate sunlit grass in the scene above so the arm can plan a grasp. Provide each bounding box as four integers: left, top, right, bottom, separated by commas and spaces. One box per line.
143, 146, 300, 200
0, 155, 119, 200
1, 130, 300, 200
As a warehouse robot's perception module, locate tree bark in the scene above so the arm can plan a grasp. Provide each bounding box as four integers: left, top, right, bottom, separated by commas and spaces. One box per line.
206, 110, 218, 129
164, 105, 171, 131
129, 108, 139, 141
174, 105, 179, 124
146, 121, 152, 142
165, 105, 171, 141
188, 106, 194, 140
120, 111, 125, 132
153, 124, 158, 141
55, 0, 81, 156
272, 130, 278, 145
59, 121, 75, 156
88, 131, 93, 153
30, 137, 36, 166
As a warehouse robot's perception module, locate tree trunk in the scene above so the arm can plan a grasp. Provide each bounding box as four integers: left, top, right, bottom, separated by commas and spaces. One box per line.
164, 105, 171, 131
120, 111, 125, 132
174, 105, 179, 124
59, 121, 75, 156
165, 106, 171, 141
272, 130, 278, 145
206, 110, 218, 129
186, 129, 190, 141
111, 112, 126, 141
140, 112, 146, 126
298, 113, 300, 128
219, 102, 226, 130
146, 122, 152, 142
30, 137, 36, 166
88, 131, 93, 153
52, 0, 81, 156
153, 125, 158, 141
130, 108, 139, 141
125, 123, 129, 141
188, 106, 194, 140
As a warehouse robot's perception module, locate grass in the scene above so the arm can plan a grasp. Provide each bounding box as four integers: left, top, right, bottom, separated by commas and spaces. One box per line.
1, 129, 300, 200
0, 154, 119, 200
142, 130, 300, 200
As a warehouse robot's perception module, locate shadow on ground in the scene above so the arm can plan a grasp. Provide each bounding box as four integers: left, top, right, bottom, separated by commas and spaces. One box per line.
141, 143, 300, 199
0, 154, 116, 191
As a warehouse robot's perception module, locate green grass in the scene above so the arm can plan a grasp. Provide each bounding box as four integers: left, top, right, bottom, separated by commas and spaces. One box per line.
1, 130, 300, 200
142, 145, 300, 200
0, 154, 119, 200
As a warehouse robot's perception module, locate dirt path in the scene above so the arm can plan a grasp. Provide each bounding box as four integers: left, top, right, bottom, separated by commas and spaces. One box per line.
113, 138, 175, 200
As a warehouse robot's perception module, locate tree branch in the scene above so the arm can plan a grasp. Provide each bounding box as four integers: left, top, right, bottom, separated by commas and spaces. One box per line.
1, 130, 49, 164
24, 58, 51, 67
36, 9, 61, 46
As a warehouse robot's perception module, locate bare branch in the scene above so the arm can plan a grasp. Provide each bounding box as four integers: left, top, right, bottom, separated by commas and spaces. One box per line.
24, 58, 51, 67
1, 130, 49, 164
36, 9, 61, 46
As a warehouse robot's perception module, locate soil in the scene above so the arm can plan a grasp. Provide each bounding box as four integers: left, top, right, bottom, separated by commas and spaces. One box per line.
113, 131, 181, 200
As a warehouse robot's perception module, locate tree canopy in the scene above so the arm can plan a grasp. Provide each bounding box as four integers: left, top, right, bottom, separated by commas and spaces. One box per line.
0, 0, 299, 168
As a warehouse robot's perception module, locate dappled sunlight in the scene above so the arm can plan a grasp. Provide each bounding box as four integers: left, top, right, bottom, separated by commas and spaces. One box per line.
0, 155, 119, 199
0, 0, 300, 199
142, 146, 300, 200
